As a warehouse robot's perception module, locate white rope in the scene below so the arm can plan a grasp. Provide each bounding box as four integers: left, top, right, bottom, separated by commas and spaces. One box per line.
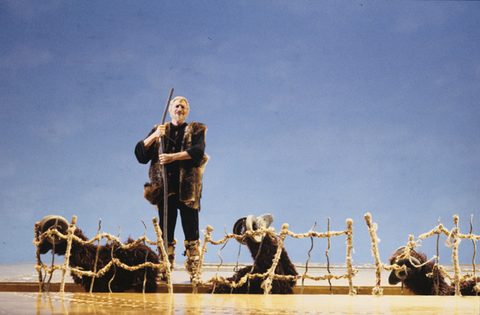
34, 213, 478, 296
367, 214, 479, 296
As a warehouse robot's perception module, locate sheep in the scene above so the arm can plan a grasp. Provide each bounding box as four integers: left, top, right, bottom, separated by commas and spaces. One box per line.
209, 214, 298, 294
36, 215, 160, 293
388, 247, 479, 296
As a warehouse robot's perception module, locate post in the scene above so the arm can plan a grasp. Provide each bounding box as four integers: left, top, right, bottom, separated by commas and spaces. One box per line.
364, 213, 382, 296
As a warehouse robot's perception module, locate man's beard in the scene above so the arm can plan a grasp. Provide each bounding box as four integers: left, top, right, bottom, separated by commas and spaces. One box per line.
172, 114, 188, 122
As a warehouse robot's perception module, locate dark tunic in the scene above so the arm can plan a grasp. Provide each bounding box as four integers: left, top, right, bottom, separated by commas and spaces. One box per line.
135, 121, 208, 210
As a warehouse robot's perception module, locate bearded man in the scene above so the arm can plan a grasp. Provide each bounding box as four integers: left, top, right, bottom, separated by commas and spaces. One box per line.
135, 96, 208, 276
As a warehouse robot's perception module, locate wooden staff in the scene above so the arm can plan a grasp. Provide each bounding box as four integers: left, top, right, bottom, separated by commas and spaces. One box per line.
160, 88, 174, 254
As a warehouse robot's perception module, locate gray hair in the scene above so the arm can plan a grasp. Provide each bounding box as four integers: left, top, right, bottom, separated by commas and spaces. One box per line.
170, 96, 189, 109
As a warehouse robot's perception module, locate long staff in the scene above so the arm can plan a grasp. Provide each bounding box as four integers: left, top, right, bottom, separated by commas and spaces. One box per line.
160, 88, 174, 254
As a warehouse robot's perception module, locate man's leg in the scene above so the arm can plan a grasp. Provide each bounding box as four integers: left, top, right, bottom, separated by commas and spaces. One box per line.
157, 195, 179, 243
179, 205, 201, 277
179, 205, 199, 241
156, 196, 179, 269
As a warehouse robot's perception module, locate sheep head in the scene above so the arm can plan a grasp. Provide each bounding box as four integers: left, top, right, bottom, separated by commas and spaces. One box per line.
388, 246, 422, 285
37, 215, 70, 254
233, 213, 274, 244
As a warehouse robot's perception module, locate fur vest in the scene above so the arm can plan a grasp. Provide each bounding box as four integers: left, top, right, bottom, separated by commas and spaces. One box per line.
148, 122, 208, 210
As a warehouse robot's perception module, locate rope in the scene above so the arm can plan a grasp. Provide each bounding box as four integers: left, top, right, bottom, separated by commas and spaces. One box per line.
301, 222, 316, 294
345, 218, 357, 296
35, 216, 171, 294
34, 213, 478, 296
364, 213, 383, 296
35, 216, 359, 294
201, 218, 358, 295
373, 214, 480, 297
89, 219, 102, 293
469, 215, 478, 296
326, 218, 332, 294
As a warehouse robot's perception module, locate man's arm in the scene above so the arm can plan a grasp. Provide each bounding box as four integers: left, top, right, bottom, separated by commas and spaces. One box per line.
143, 125, 165, 151
159, 123, 206, 165
159, 151, 192, 164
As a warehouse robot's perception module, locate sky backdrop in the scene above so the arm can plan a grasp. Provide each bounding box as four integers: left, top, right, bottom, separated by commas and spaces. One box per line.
1, 1, 479, 267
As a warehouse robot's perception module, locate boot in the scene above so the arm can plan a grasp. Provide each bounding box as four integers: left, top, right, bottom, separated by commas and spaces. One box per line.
184, 240, 201, 276
168, 239, 176, 271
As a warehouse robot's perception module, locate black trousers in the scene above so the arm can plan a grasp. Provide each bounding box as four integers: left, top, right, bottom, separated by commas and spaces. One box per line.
156, 194, 199, 244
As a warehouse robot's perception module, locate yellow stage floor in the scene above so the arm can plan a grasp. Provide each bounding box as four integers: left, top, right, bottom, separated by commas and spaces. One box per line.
1, 263, 479, 314
1, 292, 479, 314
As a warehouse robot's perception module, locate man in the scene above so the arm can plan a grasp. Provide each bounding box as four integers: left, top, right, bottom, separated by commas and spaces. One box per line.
135, 96, 208, 276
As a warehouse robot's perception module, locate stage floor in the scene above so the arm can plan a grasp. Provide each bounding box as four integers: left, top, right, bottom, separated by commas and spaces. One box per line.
1, 292, 479, 314
1, 263, 479, 314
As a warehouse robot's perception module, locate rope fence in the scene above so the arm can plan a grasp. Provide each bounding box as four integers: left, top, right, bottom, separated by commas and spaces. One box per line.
34, 213, 479, 296
365, 213, 480, 296
195, 218, 357, 295
34, 216, 172, 294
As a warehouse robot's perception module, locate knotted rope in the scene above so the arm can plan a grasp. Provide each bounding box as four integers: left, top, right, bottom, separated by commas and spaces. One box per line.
34, 216, 171, 294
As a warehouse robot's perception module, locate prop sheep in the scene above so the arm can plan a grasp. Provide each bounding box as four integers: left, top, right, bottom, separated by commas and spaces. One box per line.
36, 215, 160, 293
209, 214, 298, 294
388, 247, 479, 295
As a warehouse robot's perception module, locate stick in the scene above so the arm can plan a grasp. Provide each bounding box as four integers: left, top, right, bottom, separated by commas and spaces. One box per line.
160, 88, 174, 255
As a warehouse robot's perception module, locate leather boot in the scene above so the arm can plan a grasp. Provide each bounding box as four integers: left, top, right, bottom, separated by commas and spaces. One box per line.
184, 239, 201, 276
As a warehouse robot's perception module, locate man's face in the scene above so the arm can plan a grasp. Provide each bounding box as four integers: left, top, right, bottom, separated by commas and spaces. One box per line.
169, 99, 189, 122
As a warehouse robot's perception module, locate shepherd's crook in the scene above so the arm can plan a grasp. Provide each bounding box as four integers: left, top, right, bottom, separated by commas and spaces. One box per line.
160, 88, 174, 255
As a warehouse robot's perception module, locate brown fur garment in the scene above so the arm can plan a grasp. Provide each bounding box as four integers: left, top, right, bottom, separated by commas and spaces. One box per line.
148, 122, 209, 210
143, 182, 163, 205
388, 249, 479, 296
39, 227, 160, 293
209, 234, 298, 294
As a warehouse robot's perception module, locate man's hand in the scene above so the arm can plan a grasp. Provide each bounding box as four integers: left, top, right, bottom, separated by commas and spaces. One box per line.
159, 153, 174, 165
159, 151, 192, 164
152, 125, 166, 139
143, 125, 165, 150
